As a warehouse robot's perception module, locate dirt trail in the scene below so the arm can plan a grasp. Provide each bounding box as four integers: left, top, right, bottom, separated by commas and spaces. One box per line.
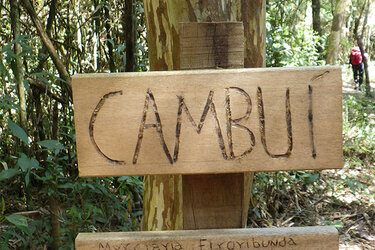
342, 62, 375, 94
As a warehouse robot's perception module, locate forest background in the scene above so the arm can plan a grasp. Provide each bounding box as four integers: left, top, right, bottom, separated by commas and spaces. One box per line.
0, 0, 375, 249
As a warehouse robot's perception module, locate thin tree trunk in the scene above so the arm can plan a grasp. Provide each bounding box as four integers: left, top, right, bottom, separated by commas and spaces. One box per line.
10, 3, 31, 209
93, 0, 101, 71
48, 99, 62, 249
105, 4, 115, 72
49, 196, 62, 249
355, 0, 371, 96
124, 0, 135, 72
2, 83, 12, 159
312, 0, 323, 54
312, 0, 321, 36
32, 0, 57, 153
20, 0, 72, 96
10, 0, 27, 130
37, 0, 56, 71
326, 0, 348, 64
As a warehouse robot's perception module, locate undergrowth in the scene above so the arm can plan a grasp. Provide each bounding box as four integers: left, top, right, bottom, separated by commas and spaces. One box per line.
249, 94, 375, 248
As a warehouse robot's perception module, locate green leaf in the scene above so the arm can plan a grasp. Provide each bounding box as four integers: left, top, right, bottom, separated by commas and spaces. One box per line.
0, 56, 10, 79
1, 196, 5, 215
7, 118, 29, 145
17, 153, 39, 172
118, 176, 128, 182
5, 214, 28, 227
25, 171, 30, 187
0, 95, 20, 111
107, 38, 115, 47
0, 168, 20, 182
117, 44, 125, 53
0, 161, 8, 170
33, 72, 50, 85
332, 222, 343, 228
46, 72, 65, 83
37, 140, 65, 151
302, 173, 319, 184
57, 183, 74, 189
23, 78, 29, 92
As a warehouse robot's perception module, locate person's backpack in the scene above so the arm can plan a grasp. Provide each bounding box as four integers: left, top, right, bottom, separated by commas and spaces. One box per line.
351, 47, 362, 65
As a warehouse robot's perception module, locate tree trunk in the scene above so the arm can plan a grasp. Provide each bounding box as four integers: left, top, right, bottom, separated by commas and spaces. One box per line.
49, 196, 62, 249
124, 0, 136, 72
10, 0, 27, 130
312, 0, 321, 36
105, 4, 115, 72
312, 0, 323, 55
355, 0, 371, 96
326, 0, 348, 64
242, 0, 266, 68
36, 0, 56, 72
142, 0, 266, 231
20, 0, 72, 96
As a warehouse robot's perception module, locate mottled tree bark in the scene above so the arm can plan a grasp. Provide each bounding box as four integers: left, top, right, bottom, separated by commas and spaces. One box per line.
142, 1, 186, 229
326, 0, 348, 64
142, 0, 266, 231
241, 0, 266, 68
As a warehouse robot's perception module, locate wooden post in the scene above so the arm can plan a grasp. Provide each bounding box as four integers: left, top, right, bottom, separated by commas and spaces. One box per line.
141, 0, 267, 231
180, 22, 249, 229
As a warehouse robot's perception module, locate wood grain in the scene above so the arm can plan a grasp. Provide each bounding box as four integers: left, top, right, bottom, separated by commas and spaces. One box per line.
75, 226, 339, 250
72, 66, 342, 177
183, 173, 244, 229
180, 22, 244, 69
180, 22, 248, 230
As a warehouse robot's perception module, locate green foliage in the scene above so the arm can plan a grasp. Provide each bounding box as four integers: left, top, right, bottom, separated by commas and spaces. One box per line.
0, 95, 19, 111
266, 0, 325, 67
0, 2, 147, 244
7, 119, 29, 145
1, 133, 143, 248
343, 95, 375, 165
266, 22, 326, 67
0, 168, 20, 182
251, 170, 323, 223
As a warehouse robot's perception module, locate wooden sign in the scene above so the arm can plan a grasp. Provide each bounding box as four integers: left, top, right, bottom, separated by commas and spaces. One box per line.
75, 226, 339, 250
72, 66, 342, 177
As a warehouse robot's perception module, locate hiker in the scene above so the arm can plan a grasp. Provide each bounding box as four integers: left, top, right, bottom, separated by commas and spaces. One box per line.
349, 46, 364, 90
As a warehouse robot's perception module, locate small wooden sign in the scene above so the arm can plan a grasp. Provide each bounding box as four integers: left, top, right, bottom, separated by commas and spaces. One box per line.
72, 67, 342, 177
75, 226, 339, 250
